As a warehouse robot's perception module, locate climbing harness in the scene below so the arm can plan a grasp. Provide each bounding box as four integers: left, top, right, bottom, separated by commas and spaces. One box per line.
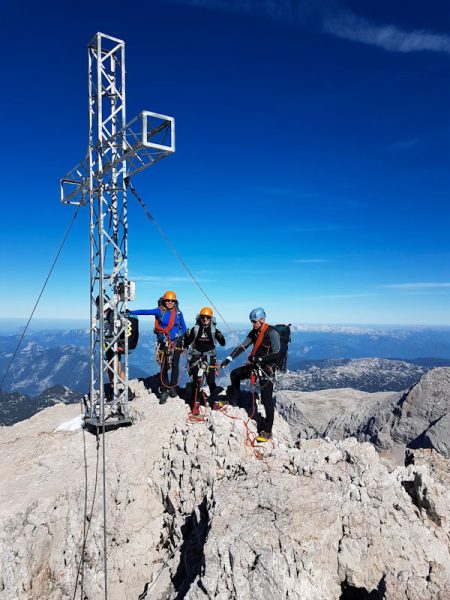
158, 343, 187, 391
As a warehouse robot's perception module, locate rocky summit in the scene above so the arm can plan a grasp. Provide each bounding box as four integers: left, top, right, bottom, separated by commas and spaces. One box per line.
1, 372, 450, 599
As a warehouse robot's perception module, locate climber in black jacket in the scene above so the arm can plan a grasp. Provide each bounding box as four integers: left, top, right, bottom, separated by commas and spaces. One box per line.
184, 307, 225, 408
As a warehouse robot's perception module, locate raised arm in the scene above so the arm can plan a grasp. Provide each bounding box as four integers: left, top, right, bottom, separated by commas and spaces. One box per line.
220, 334, 252, 367
129, 308, 160, 316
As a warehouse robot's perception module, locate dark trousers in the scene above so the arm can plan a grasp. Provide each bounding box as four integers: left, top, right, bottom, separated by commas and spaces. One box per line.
189, 355, 217, 404
159, 339, 183, 388
230, 364, 275, 434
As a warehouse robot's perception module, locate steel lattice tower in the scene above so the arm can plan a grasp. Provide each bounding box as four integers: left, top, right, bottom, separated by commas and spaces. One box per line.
61, 33, 175, 429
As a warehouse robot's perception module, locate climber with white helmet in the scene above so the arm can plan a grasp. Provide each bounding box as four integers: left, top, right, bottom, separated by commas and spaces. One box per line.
220, 307, 280, 442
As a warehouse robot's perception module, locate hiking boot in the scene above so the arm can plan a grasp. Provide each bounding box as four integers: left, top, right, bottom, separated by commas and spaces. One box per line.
256, 430, 272, 443
192, 401, 200, 416
212, 400, 222, 411
159, 390, 169, 404
169, 387, 178, 398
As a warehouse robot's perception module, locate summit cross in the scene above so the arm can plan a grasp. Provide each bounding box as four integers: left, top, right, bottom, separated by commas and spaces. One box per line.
60, 32, 175, 429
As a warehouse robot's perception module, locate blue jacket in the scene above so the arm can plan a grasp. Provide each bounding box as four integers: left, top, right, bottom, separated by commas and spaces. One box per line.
130, 307, 187, 342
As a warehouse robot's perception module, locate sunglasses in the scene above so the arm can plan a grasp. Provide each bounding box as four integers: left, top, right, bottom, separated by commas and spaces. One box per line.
165, 299, 175, 303
201, 315, 211, 319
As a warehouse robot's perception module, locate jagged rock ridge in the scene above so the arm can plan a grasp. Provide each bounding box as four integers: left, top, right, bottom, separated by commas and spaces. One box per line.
278, 367, 450, 458
1, 377, 450, 599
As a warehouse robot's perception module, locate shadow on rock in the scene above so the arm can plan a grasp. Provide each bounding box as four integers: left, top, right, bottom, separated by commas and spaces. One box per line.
172, 496, 210, 599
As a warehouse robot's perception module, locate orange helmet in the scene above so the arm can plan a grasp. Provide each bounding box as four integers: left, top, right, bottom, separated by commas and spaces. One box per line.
163, 290, 177, 301
199, 306, 213, 317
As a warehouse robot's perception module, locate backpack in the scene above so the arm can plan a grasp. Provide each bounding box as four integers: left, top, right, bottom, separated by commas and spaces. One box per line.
188, 316, 218, 359
104, 309, 139, 352
272, 324, 291, 372
193, 315, 217, 339
125, 312, 139, 351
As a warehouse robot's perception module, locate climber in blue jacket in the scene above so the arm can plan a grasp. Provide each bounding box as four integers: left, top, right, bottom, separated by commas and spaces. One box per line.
130, 290, 187, 403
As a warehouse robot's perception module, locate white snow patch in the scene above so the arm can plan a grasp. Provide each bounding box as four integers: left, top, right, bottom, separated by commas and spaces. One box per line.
54, 415, 84, 432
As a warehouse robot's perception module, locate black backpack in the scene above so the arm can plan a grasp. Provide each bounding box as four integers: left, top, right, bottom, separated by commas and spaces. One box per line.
272, 324, 291, 372
125, 312, 139, 351
105, 309, 139, 352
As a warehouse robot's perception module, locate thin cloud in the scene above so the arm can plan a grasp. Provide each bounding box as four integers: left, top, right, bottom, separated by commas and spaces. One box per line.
290, 224, 352, 232
292, 258, 331, 264
323, 10, 450, 54
250, 186, 323, 200
251, 185, 299, 196
307, 292, 376, 300
386, 138, 420, 151
132, 275, 213, 283
380, 282, 450, 290
164, 0, 316, 22
166, 0, 450, 55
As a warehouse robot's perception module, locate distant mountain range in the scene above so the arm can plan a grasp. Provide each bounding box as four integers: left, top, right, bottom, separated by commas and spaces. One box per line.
1, 324, 450, 397
0, 336, 147, 395
278, 357, 432, 393
286, 325, 450, 365
0, 385, 83, 426
2, 354, 450, 427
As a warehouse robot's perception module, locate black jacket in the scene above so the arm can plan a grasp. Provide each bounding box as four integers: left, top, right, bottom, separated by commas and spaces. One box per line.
230, 325, 280, 365
185, 324, 225, 354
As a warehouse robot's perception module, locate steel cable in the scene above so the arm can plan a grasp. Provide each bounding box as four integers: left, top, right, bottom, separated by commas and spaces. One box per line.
125, 179, 242, 343
0, 206, 80, 390
127, 181, 324, 439
72, 427, 101, 600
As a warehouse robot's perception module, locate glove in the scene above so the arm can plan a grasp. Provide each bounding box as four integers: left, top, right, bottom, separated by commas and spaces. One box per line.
220, 356, 232, 368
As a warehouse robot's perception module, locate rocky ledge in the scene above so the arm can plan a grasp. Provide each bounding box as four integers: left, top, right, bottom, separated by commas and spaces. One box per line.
0, 376, 449, 599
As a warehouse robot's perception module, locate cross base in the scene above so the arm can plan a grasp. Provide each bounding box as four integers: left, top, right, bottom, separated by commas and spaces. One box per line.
84, 415, 133, 434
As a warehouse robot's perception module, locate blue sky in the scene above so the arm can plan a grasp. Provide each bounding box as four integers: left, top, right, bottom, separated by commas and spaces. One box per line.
1, 0, 449, 326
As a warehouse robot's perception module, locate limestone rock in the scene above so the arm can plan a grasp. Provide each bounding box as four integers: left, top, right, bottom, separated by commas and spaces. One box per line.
1, 379, 450, 599
278, 368, 450, 458
183, 438, 450, 599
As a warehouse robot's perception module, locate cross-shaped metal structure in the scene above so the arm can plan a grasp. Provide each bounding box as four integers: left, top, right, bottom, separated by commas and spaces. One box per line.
61, 32, 175, 430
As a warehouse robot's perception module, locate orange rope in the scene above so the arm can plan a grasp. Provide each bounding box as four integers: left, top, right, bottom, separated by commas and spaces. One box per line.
159, 344, 187, 390
219, 369, 273, 460
185, 367, 275, 459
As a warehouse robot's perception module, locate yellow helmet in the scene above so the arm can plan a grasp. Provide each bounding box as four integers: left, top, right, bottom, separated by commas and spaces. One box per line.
163, 290, 177, 301
199, 306, 213, 317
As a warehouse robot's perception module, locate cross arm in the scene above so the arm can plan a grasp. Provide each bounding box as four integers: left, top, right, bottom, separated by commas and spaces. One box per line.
60, 111, 175, 205
103, 110, 176, 178
60, 155, 90, 206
